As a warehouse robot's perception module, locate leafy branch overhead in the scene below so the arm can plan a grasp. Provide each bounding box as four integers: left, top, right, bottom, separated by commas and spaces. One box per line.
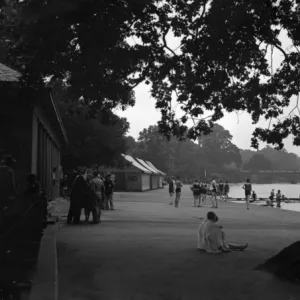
1, 0, 300, 149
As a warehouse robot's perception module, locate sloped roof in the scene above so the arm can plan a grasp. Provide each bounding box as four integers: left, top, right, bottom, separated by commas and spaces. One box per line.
145, 161, 166, 176
136, 158, 160, 175
0, 63, 20, 82
121, 154, 151, 174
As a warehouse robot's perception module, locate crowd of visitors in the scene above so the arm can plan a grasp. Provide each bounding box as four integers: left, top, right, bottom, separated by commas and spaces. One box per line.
169, 177, 230, 209
67, 169, 115, 225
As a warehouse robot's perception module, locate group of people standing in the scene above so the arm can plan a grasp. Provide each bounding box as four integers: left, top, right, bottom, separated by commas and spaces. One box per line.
267, 189, 285, 208
67, 170, 115, 224
168, 177, 230, 209
191, 178, 230, 208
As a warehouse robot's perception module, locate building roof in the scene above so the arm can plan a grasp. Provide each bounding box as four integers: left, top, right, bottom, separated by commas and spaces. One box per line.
121, 154, 151, 174
0, 63, 20, 82
136, 158, 160, 175
145, 161, 166, 176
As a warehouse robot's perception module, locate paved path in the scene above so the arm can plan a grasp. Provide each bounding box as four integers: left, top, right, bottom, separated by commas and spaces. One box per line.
56, 186, 300, 300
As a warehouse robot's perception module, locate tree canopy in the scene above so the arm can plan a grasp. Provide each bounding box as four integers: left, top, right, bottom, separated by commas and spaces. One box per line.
241, 146, 300, 171
127, 124, 242, 179
1, 0, 300, 149
57, 92, 129, 170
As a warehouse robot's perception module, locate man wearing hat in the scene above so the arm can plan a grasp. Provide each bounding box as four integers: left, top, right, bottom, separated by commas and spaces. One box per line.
67, 168, 88, 224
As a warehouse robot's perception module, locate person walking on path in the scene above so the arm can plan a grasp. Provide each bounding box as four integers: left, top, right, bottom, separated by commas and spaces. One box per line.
191, 179, 201, 207
67, 169, 89, 224
104, 174, 115, 210
224, 181, 230, 202
242, 178, 252, 210
168, 176, 175, 205
174, 176, 183, 208
210, 178, 218, 208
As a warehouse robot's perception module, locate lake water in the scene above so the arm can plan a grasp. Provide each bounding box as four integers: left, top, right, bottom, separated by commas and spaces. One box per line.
229, 183, 300, 212
229, 183, 300, 199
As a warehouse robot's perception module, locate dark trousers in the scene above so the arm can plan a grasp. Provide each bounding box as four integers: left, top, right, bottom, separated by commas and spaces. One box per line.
67, 203, 81, 224
84, 194, 99, 222
104, 193, 114, 210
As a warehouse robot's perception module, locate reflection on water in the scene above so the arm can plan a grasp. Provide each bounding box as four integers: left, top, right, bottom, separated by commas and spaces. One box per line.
230, 183, 300, 212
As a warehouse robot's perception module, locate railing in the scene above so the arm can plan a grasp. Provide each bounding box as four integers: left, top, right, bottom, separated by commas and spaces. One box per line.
0, 195, 48, 300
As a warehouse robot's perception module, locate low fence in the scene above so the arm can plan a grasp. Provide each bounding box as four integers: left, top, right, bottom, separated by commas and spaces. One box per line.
0, 195, 48, 300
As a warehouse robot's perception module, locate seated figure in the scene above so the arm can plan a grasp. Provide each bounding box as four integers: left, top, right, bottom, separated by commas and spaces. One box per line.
197, 211, 248, 253
23, 173, 40, 198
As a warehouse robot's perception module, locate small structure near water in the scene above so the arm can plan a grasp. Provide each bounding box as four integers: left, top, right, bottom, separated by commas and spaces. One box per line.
98, 154, 165, 192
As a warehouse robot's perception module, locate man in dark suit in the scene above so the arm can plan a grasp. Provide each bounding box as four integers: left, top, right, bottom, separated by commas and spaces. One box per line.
67, 169, 88, 224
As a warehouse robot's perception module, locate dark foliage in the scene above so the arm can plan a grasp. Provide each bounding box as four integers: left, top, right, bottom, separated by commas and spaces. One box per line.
1, 0, 300, 149
126, 124, 242, 178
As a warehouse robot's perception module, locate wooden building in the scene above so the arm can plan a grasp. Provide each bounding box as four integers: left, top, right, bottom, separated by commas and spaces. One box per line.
98, 154, 151, 192
144, 161, 166, 188
0, 63, 68, 200
136, 158, 160, 190
98, 154, 166, 192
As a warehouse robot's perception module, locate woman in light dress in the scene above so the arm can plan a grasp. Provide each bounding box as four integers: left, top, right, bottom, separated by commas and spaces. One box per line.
197, 211, 248, 253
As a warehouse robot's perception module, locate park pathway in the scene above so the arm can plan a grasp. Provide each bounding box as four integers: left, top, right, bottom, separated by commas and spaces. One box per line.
56, 186, 300, 300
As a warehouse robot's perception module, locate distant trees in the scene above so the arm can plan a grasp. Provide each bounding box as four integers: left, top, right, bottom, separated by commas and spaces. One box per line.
243, 154, 271, 171
127, 124, 242, 178
240, 146, 300, 171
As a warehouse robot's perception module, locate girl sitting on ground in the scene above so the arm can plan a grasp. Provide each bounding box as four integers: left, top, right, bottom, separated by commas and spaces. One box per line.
197, 211, 248, 253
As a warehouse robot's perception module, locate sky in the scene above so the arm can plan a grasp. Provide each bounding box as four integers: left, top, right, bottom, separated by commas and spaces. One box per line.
115, 29, 300, 156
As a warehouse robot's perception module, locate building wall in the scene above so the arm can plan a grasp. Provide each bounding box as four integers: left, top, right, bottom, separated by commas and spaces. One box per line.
33, 108, 61, 200
141, 174, 151, 191
151, 175, 159, 190
126, 173, 142, 191
158, 176, 163, 188
114, 172, 126, 191
1, 86, 63, 200
0, 90, 33, 193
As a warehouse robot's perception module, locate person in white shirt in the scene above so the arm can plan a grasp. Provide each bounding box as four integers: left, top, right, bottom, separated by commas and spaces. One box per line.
210, 178, 218, 208
174, 176, 183, 208
198, 211, 248, 253
168, 176, 175, 205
